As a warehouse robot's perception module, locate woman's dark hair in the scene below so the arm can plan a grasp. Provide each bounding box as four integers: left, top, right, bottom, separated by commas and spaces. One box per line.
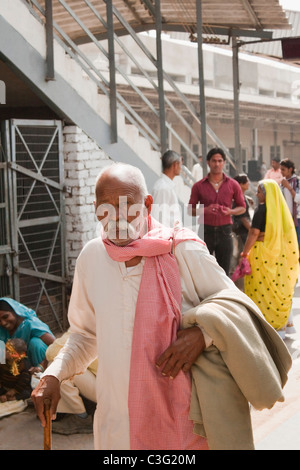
280, 158, 295, 174
234, 174, 249, 185
0, 300, 16, 314
206, 147, 226, 161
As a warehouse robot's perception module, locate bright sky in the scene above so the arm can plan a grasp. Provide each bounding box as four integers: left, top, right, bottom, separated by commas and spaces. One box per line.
279, 0, 300, 11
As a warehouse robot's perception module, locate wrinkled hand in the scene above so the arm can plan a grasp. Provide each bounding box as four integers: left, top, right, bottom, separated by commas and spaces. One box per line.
31, 375, 61, 427
155, 326, 205, 379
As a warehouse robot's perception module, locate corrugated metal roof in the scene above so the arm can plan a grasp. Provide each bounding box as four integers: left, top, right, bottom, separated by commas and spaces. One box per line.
240, 10, 300, 59
35, 0, 290, 44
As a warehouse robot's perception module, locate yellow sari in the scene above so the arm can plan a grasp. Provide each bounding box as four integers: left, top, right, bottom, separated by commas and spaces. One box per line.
244, 179, 299, 330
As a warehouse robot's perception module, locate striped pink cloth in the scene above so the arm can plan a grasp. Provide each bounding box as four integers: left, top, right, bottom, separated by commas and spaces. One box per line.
103, 217, 208, 450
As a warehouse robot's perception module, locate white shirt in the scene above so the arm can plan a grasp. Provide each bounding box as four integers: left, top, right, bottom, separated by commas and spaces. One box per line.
294, 180, 300, 219
43, 237, 236, 450
151, 174, 182, 227
191, 163, 203, 182
282, 185, 294, 215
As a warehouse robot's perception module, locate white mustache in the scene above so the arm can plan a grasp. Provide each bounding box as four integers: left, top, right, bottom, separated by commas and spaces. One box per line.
104, 219, 140, 240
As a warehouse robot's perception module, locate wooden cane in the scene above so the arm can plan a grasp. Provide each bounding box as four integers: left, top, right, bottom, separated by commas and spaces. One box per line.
44, 398, 52, 450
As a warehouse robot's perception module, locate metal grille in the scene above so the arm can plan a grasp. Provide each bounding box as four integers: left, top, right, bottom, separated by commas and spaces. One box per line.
0, 127, 13, 298
7, 120, 67, 333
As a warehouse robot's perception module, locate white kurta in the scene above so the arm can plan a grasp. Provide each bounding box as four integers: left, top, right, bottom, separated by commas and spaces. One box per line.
151, 174, 182, 227
43, 237, 236, 450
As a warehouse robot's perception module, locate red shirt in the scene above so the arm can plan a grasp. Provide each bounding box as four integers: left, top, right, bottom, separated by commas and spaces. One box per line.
189, 174, 246, 226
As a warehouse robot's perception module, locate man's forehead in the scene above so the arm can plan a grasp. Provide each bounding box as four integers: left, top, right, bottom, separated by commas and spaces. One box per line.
97, 171, 141, 199
210, 155, 224, 161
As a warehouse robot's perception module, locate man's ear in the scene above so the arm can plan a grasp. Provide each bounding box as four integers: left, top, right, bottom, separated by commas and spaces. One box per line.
144, 195, 153, 215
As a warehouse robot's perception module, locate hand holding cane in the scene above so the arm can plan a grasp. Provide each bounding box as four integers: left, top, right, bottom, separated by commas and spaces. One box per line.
44, 398, 52, 450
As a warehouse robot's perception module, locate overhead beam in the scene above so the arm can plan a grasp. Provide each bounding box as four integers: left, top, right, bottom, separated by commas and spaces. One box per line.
106, 0, 118, 143
72, 24, 273, 45
196, 0, 207, 174
240, 0, 263, 29
45, 0, 55, 80
155, 0, 167, 154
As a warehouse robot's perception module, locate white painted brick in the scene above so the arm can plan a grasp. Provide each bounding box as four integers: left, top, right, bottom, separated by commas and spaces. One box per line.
63, 125, 79, 134
72, 241, 84, 251
67, 169, 89, 179
88, 168, 102, 178
81, 141, 96, 151
71, 187, 91, 196
86, 195, 96, 205
85, 176, 98, 187
84, 159, 103, 169
63, 124, 111, 276
64, 151, 80, 161
64, 161, 85, 171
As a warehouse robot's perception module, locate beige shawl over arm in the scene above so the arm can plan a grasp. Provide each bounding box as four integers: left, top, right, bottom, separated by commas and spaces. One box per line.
182, 288, 292, 450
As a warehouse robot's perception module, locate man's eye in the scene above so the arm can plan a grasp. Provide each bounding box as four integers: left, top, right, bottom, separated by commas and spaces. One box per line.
96, 203, 114, 218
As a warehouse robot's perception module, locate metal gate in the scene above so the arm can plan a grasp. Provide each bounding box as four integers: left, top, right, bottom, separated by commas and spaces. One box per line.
0, 125, 14, 298
0, 119, 67, 333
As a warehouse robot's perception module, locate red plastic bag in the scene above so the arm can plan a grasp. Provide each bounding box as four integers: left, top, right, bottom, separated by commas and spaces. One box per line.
232, 258, 251, 282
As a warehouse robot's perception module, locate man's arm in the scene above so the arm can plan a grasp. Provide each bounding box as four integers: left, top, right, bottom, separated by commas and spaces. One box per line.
230, 182, 246, 216
187, 183, 200, 217
31, 262, 97, 425
31, 375, 61, 426
156, 240, 236, 378
221, 205, 246, 216
240, 227, 260, 258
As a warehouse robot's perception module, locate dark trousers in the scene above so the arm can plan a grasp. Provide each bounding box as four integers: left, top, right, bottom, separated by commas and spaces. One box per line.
203, 224, 233, 276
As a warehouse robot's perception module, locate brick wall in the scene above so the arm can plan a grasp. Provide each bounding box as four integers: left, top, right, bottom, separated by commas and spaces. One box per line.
63, 125, 112, 278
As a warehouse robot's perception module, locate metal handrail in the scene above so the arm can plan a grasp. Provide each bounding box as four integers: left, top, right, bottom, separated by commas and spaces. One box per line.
25, 0, 236, 170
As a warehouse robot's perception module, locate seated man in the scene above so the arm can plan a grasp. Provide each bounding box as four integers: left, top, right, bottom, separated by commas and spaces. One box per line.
43, 331, 97, 435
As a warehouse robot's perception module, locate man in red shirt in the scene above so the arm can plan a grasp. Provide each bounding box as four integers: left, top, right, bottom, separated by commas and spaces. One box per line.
188, 148, 246, 275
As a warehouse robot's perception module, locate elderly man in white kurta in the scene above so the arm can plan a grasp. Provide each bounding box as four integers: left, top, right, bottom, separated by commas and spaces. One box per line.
31, 162, 237, 450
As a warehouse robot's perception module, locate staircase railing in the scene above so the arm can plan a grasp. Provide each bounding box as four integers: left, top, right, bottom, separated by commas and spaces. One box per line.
25, 0, 236, 172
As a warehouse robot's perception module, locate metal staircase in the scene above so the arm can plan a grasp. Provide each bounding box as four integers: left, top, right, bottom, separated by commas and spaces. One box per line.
0, 0, 237, 195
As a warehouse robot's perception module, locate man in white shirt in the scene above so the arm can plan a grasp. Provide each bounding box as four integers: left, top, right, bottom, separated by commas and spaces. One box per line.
191, 155, 203, 182
151, 150, 182, 227
31, 163, 285, 451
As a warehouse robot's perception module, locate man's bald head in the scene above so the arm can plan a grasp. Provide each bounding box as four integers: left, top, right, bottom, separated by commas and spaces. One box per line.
95, 163, 148, 203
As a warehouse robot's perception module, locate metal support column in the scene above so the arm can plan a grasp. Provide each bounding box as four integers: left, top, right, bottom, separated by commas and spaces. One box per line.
155, 0, 167, 154
45, 0, 55, 81
232, 36, 242, 174
196, 0, 207, 175
106, 0, 118, 143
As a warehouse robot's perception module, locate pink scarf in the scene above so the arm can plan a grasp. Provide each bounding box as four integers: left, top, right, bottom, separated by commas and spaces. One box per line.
103, 217, 208, 450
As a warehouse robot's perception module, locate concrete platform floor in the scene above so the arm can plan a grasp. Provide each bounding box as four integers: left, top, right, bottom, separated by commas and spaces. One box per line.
1, 287, 300, 451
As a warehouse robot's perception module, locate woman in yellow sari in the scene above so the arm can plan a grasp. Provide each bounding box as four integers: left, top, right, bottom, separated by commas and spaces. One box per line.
241, 179, 299, 337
